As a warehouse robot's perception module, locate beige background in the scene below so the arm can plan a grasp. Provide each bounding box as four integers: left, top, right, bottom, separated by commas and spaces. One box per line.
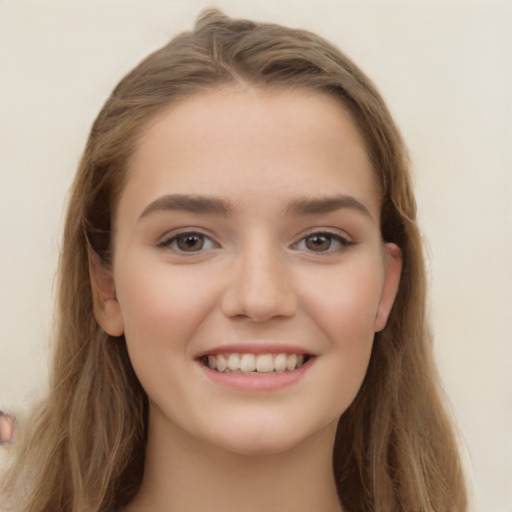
0, 1, 510, 510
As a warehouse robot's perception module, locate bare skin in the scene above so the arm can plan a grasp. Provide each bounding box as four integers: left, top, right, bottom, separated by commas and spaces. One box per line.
0, 412, 15, 445
123, 415, 342, 512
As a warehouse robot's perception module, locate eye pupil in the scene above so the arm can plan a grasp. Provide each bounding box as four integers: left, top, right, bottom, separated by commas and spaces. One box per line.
177, 234, 204, 252
305, 235, 331, 251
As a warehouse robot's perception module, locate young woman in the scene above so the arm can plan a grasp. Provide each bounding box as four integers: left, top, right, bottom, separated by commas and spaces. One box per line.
1, 9, 468, 512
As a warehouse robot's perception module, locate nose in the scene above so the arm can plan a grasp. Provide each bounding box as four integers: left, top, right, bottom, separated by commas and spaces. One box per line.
221, 241, 298, 322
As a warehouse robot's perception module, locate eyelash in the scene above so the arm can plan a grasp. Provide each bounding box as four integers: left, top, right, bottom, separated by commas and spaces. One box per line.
156, 229, 353, 254
292, 231, 353, 253
157, 231, 218, 253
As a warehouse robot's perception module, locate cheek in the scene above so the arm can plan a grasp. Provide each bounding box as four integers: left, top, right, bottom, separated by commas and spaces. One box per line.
298, 258, 384, 406
300, 258, 385, 346
114, 258, 218, 355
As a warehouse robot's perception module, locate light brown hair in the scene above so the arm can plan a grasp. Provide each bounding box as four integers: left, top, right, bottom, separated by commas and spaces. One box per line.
1, 9, 467, 512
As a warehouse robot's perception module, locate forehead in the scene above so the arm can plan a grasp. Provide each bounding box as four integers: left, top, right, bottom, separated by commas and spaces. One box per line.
120, 87, 380, 221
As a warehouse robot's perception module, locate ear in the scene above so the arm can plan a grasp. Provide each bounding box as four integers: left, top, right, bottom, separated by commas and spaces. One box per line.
374, 243, 402, 332
88, 246, 124, 337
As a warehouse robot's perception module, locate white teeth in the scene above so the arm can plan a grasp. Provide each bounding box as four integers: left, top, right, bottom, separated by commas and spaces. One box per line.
203, 352, 309, 374
286, 354, 297, 371
216, 354, 228, 372
256, 354, 274, 373
228, 353, 241, 371
274, 353, 287, 373
240, 353, 256, 373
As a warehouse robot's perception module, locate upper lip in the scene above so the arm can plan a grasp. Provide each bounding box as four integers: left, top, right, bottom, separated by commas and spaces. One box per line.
195, 343, 315, 359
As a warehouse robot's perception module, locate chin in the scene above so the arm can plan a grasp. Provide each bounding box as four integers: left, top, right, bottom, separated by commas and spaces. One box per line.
216, 435, 305, 458
203, 418, 333, 458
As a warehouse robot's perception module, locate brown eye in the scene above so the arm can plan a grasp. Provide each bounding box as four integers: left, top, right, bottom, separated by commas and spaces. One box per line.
158, 231, 217, 253
305, 234, 332, 252
294, 232, 352, 253
176, 234, 205, 252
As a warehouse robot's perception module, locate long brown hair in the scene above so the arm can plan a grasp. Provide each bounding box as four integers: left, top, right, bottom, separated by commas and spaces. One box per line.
1, 9, 467, 512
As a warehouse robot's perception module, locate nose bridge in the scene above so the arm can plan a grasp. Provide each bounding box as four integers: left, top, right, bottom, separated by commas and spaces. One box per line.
221, 233, 297, 321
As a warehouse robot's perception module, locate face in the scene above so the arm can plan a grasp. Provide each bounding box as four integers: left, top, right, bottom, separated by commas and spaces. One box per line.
92, 87, 401, 456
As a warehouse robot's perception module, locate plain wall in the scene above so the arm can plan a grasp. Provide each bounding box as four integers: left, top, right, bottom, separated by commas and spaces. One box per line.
1, 1, 510, 510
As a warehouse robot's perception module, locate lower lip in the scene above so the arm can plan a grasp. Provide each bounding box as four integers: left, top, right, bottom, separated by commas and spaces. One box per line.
199, 357, 315, 392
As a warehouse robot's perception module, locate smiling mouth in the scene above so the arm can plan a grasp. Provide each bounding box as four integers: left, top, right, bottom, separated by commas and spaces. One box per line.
200, 353, 312, 374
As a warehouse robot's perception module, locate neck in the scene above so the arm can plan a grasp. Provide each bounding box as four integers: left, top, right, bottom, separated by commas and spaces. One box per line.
124, 410, 343, 512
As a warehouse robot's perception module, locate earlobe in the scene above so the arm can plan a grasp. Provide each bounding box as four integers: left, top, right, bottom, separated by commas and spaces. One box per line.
374, 243, 402, 332
88, 246, 124, 337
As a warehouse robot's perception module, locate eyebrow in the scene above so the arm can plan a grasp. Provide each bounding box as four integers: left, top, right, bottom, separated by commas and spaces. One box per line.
285, 194, 373, 219
139, 194, 233, 219
138, 193, 373, 221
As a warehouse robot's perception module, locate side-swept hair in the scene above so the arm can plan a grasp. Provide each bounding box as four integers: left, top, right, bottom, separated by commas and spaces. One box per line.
1, 9, 467, 512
